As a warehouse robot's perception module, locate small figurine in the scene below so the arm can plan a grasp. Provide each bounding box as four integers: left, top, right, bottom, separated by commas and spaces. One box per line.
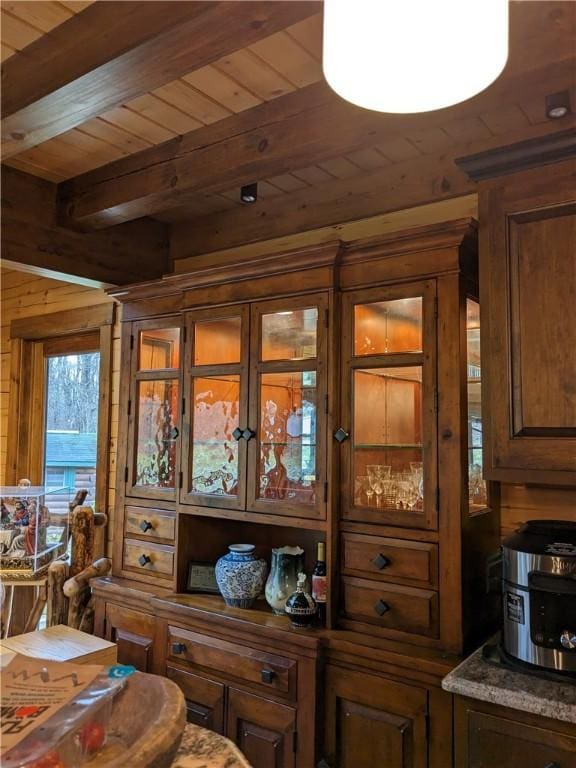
13, 500, 29, 527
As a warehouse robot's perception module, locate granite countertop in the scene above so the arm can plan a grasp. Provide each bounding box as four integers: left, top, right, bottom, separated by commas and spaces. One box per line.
442, 643, 576, 724
172, 723, 252, 768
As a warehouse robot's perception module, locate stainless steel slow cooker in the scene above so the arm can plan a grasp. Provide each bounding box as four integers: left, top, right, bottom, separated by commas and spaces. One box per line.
502, 519, 576, 673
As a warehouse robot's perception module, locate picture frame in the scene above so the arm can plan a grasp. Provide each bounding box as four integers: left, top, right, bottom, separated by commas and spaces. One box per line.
186, 561, 220, 594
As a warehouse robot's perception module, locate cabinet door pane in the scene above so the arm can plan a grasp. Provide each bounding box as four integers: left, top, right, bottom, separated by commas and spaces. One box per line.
353, 367, 424, 514
139, 328, 180, 369
354, 298, 422, 355
191, 375, 240, 498
258, 371, 317, 504
194, 317, 241, 365
261, 307, 318, 361
135, 380, 179, 489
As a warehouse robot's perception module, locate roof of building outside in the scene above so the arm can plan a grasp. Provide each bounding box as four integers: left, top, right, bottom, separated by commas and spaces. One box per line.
45, 431, 97, 467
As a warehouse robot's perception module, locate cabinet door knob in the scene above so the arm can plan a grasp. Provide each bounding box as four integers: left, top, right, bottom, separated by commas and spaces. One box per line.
138, 553, 151, 567
333, 427, 350, 443
171, 642, 186, 655
242, 428, 256, 442
261, 668, 276, 684
139, 520, 153, 533
232, 427, 243, 441
372, 553, 390, 570
374, 599, 390, 617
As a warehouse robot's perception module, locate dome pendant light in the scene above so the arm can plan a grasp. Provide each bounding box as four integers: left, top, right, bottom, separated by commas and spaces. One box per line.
322, 0, 509, 114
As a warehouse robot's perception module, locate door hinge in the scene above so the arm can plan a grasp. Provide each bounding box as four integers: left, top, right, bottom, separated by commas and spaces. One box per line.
182, 397, 186, 416
436, 487, 440, 512
127, 399, 132, 416
179, 471, 183, 489
324, 481, 328, 503
182, 326, 187, 343
292, 730, 298, 754
434, 295, 439, 320
324, 308, 329, 328
425, 713, 430, 743
324, 394, 329, 415
124, 466, 129, 483
129, 334, 134, 350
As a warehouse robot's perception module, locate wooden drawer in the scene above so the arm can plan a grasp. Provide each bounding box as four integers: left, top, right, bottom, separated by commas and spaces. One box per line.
124, 505, 175, 543
342, 576, 439, 638
342, 533, 438, 588
466, 709, 576, 767
167, 625, 297, 700
123, 539, 174, 580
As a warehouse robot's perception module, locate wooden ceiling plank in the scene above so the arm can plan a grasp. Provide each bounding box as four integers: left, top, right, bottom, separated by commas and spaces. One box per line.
98, 107, 177, 145
78, 118, 153, 154
181, 65, 262, 114
5, 156, 67, 183
248, 29, 322, 88
266, 173, 311, 192
374, 137, 423, 163
127, 93, 204, 135
285, 14, 323, 59
407, 127, 454, 154
344, 147, 392, 171
317, 156, 362, 180
153, 80, 232, 125
213, 48, 297, 101
442, 115, 494, 143
2, 1, 319, 157
58, 1, 94, 12
479, 104, 531, 136
0, 9, 43, 50
291, 165, 336, 186
169, 117, 575, 261
2, 2, 73, 33
1, 42, 16, 62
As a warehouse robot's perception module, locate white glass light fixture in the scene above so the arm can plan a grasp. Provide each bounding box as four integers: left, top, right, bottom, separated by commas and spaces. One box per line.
323, 0, 509, 113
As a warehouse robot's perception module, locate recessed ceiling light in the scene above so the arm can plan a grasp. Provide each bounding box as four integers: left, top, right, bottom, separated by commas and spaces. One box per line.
240, 183, 258, 204
546, 91, 571, 120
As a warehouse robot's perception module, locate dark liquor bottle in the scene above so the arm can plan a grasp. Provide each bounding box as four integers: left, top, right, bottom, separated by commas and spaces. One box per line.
311, 542, 327, 626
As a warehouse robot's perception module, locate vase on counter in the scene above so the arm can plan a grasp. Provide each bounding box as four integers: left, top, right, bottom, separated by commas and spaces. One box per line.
265, 545, 305, 615
215, 544, 267, 608
285, 573, 317, 629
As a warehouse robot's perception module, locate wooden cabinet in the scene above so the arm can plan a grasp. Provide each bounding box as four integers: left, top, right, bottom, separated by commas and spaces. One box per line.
227, 688, 296, 768
455, 696, 576, 767
101, 603, 156, 672
324, 666, 429, 768
180, 293, 328, 521
458, 150, 576, 485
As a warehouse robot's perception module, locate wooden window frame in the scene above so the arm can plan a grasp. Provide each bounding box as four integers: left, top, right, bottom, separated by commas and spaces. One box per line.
6, 305, 115, 547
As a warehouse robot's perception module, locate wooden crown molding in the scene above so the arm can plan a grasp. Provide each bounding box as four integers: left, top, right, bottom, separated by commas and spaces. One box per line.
455, 127, 576, 181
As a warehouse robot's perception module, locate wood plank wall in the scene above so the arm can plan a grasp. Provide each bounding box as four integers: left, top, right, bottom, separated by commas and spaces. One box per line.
0, 268, 120, 557
500, 485, 575, 539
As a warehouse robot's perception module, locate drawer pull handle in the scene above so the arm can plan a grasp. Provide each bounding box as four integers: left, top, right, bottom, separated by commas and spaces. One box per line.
372, 553, 390, 570
232, 427, 243, 441
171, 642, 186, 655
242, 428, 256, 442
139, 520, 153, 533
138, 553, 151, 567
334, 427, 350, 443
261, 669, 276, 684
374, 599, 390, 617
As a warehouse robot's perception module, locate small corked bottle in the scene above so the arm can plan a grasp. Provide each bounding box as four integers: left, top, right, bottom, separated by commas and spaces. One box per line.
285, 573, 317, 629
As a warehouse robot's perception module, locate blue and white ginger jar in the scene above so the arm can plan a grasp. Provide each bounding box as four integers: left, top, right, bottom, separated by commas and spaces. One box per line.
215, 544, 268, 609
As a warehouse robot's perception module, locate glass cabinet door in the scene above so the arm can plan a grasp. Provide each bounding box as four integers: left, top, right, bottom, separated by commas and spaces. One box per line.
341, 284, 437, 529
247, 296, 327, 520
127, 320, 182, 500
466, 298, 488, 512
181, 307, 249, 510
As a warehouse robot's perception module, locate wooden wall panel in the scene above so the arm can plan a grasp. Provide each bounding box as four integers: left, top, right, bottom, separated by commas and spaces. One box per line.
500, 484, 576, 539
0, 268, 120, 557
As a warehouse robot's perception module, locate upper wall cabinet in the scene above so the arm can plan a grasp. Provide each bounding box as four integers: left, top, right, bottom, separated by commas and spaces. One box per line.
181, 294, 328, 521
458, 146, 576, 485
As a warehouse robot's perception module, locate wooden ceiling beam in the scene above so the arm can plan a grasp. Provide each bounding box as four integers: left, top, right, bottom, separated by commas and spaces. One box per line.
60, 54, 576, 229
1, 1, 319, 159
170, 117, 576, 264
1, 167, 169, 286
